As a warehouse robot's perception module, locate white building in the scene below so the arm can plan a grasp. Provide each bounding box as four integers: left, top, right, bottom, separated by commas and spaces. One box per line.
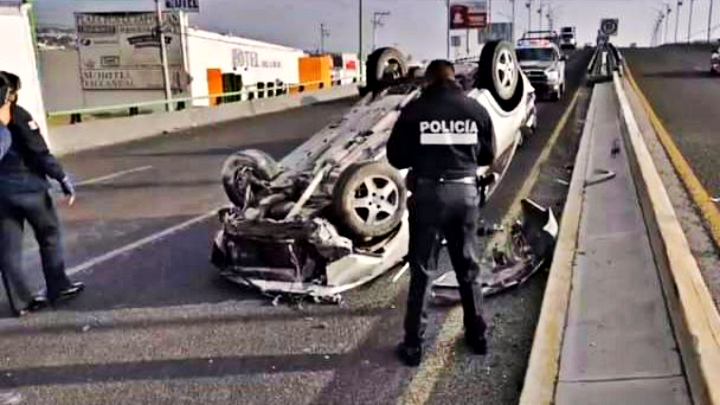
0, 2, 49, 140
185, 28, 305, 106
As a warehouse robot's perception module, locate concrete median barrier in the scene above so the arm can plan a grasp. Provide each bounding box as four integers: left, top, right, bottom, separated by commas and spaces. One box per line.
49, 85, 359, 156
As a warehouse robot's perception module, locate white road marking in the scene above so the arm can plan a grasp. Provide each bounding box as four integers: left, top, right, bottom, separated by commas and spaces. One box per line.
66, 209, 219, 276
77, 165, 154, 186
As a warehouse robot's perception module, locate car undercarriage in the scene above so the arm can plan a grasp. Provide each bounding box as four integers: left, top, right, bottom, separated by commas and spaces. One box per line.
211, 41, 550, 301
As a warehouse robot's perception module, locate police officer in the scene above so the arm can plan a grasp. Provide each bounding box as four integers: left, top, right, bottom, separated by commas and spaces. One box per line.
0, 71, 84, 317
387, 60, 494, 366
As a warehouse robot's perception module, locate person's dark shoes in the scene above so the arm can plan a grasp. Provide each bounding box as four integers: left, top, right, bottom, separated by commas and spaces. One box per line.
11, 296, 49, 318
396, 342, 423, 367
465, 335, 488, 355
27, 296, 49, 312
50, 282, 85, 303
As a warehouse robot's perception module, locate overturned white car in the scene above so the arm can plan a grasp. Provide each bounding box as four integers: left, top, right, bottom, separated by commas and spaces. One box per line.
211, 41, 537, 300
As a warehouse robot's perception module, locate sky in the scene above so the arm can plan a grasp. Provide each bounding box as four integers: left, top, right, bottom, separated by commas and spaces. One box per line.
35, 0, 720, 61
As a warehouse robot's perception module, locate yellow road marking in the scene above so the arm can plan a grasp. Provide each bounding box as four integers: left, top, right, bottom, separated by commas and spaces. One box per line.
624, 65, 720, 249
398, 91, 582, 405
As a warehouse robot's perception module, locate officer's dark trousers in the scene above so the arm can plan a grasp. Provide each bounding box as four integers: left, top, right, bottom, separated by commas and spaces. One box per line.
404, 182, 486, 346
0, 191, 72, 311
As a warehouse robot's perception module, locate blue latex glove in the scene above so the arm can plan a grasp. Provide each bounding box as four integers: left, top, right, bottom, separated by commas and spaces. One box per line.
0, 125, 11, 160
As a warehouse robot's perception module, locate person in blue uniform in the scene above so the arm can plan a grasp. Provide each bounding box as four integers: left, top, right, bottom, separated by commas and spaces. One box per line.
0, 71, 84, 317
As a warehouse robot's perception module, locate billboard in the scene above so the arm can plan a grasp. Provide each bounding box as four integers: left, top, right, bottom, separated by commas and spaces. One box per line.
449, 1, 488, 29
75, 12, 185, 90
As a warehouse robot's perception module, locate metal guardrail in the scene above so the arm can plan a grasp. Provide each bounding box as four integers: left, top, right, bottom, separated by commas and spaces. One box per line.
47, 76, 360, 121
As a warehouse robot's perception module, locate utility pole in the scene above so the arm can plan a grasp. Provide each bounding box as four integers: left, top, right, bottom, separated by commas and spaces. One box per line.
155, 0, 172, 112
320, 23, 330, 54
675, 0, 683, 43
665, 4, 672, 43
371, 11, 390, 51
510, 0, 516, 42
447, 0, 451, 59
709, 0, 715, 42
687, 0, 695, 42
526, 0, 532, 34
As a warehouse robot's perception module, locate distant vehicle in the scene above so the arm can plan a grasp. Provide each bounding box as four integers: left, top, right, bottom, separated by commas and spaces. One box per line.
520, 30, 560, 46
560, 26, 577, 50
711, 47, 720, 75
516, 38, 566, 101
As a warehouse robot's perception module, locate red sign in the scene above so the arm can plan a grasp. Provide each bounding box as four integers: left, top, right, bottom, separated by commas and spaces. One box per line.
450, 2, 488, 29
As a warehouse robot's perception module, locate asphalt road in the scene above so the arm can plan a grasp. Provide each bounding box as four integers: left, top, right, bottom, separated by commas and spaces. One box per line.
624, 45, 720, 197
0, 49, 592, 405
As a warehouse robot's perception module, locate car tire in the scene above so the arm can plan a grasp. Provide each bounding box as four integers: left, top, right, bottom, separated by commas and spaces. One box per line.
221, 149, 279, 208
366, 47, 408, 91
476, 40, 525, 112
333, 161, 407, 239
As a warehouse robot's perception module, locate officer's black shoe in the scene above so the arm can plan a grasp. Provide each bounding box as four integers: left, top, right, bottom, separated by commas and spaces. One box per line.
12, 295, 49, 318
465, 336, 488, 355
27, 295, 49, 312
50, 282, 85, 303
396, 342, 423, 367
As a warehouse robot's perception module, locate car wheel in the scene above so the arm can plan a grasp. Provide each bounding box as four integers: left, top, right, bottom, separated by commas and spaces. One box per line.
476, 41, 525, 112
221, 149, 279, 208
333, 161, 407, 239
366, 47, 408, 92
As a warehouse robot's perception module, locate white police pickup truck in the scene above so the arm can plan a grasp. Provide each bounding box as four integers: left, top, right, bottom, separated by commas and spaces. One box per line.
516, 36, 567, 101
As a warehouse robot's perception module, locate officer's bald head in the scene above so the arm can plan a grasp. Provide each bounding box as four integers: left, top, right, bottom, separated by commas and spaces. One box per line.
425, 60, 456, 86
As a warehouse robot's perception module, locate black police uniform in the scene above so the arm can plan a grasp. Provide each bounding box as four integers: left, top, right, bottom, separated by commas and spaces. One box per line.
0, 104, 74, 313
387, 80, 494, 350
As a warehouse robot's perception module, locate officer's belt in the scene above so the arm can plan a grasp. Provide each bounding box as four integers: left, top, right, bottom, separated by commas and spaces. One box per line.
416, 176, 477, 185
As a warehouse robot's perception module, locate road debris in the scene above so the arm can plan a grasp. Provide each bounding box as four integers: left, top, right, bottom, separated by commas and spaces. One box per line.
585, 168, 616, 187
431, 199, 558, 304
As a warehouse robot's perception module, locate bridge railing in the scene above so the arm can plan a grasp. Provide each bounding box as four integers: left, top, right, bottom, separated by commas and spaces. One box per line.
47, 76, 360, 126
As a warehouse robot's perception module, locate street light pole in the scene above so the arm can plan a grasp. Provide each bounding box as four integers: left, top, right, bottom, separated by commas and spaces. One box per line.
675, 0, 683, 43
687, 0, 695, 42
537, 3, 543, 31
359, 0, 363, 82
155, 0, 172, 112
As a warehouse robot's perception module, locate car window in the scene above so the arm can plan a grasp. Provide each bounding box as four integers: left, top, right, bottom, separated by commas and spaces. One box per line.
516, 48, 555, 62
